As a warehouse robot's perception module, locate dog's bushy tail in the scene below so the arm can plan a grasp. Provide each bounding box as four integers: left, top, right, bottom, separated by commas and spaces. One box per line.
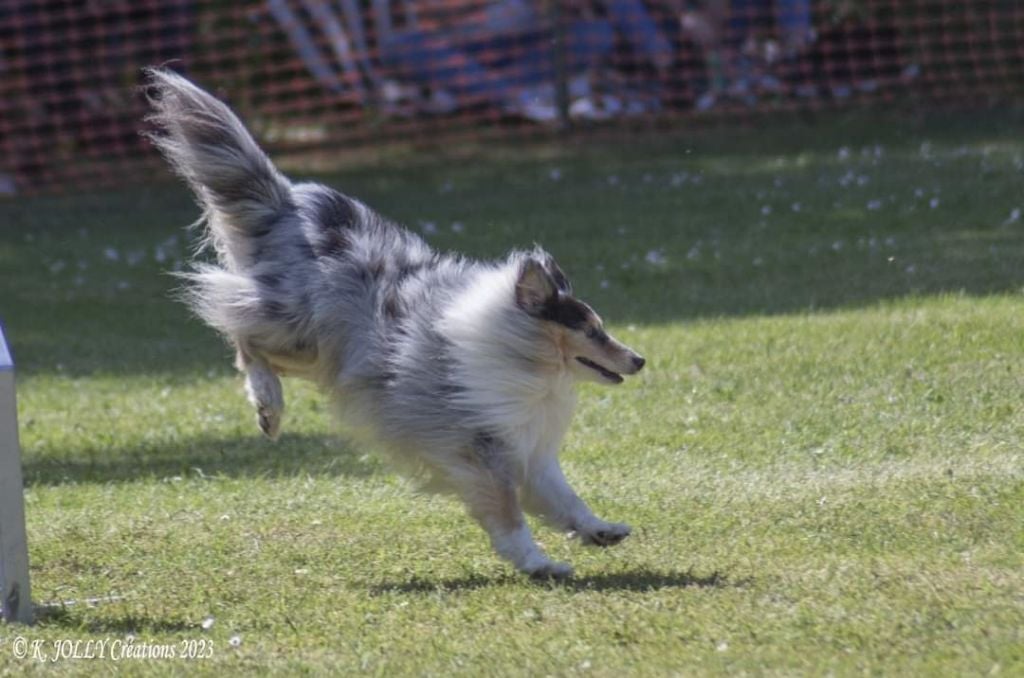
144, 68, 292, 247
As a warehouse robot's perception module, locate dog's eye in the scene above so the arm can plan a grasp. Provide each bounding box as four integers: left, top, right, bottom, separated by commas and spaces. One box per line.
585, 327, 598, 340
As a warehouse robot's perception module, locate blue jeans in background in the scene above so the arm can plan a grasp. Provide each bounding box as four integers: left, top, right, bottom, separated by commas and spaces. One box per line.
381, 21, 614, 107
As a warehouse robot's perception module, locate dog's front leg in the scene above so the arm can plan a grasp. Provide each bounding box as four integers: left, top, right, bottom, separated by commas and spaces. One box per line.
522, 454, 632, 548
454, 446, 573, 579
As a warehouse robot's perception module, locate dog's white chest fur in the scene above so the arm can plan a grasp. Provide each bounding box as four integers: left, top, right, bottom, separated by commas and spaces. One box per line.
440, 267, 578, 464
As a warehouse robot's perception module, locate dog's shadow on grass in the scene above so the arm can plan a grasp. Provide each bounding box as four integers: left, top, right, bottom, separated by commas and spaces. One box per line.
371, 568, 741, 596
22, 432, 380, 487
36, 605, 197, 634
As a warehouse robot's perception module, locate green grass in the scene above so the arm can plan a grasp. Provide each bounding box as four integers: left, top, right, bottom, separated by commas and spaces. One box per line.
1, 112, 1023, 675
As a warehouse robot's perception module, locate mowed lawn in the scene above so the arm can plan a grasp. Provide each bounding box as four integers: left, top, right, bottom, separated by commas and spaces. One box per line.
1, 114, 1022, 675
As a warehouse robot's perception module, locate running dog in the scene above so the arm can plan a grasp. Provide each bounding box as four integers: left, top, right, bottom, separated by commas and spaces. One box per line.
145, 69, 645, 579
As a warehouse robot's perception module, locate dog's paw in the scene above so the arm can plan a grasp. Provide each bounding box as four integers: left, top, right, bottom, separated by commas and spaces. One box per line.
526, 560, 574, 581
257, 406, 282, 440
578, 521, 632, 548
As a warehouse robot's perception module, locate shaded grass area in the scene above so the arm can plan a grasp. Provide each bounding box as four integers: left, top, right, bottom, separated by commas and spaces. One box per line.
0, 112, 1022, 675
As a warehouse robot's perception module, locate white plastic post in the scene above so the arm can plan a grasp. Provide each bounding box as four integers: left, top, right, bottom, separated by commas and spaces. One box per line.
0, 326, 32, 624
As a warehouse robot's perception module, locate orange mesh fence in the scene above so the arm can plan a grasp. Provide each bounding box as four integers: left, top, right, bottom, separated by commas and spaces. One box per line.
1, 1, 1022, 195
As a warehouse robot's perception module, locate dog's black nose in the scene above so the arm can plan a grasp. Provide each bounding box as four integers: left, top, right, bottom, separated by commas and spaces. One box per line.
632, 356, 646, 371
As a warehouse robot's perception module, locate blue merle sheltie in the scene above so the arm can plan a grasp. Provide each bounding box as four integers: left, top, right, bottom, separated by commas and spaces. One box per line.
145, 69, 645, 579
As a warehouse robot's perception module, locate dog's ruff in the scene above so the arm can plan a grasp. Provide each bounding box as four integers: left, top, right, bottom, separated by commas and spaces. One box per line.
145, 69, 645, 578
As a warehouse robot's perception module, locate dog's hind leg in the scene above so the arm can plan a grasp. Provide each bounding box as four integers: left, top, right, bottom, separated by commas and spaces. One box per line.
236, 348, 284, 440
522, 454, 631, 548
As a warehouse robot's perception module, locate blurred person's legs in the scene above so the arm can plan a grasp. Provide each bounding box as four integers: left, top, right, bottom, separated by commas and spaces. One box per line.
381, 31, 511, 111
775, 0, 812, 55
604, 0, 674, 73
382, 20, 614, 121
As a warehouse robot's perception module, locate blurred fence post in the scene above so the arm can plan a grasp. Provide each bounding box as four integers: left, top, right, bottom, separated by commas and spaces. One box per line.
0, 325, 32, 624
549, 0, 571, 130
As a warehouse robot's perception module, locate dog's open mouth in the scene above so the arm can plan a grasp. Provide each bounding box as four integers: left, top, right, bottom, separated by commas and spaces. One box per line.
575, 357, 624, 384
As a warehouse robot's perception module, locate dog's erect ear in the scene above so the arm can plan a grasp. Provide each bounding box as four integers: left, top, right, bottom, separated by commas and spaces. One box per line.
515, 257, 558, 315
542, 253, 572, 295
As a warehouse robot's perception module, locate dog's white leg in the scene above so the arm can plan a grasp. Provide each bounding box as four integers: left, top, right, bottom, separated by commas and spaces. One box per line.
236, 349, 284, 440
522, 454, 631, 548
453, 462, 573, 579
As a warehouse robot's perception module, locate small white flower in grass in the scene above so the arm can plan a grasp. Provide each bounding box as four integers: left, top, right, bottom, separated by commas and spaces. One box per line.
866, 199, 882, 211
219, 514, 230, 521
294, 568, 309, 575
914, 187, 925, 198
450, 221, 464, 234
752, 257, 764, 267
103, 247, 120, 262
116, 280, 131, 291
687, 245, 700, 260
905, 264, 916, 274
790, 202, 802, 212
201, 616, 215, 631
717, 642, 729, 652
645, 249, 667, 266
49, 260, 66, 274
229, 635, 242, 648
857, 175, 869, 186
607, 175, 619, 186
929, 197, 940, 209
548, 168, 562, 181
837, 147, 851, 161
885, 236, 896, 247
419, 221, 437, 235
599, 279, 610, 289
761, 205, 772, 216
832, 240, 844, 252
1003, 208, 1020, 225
669, 172, 688, 187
